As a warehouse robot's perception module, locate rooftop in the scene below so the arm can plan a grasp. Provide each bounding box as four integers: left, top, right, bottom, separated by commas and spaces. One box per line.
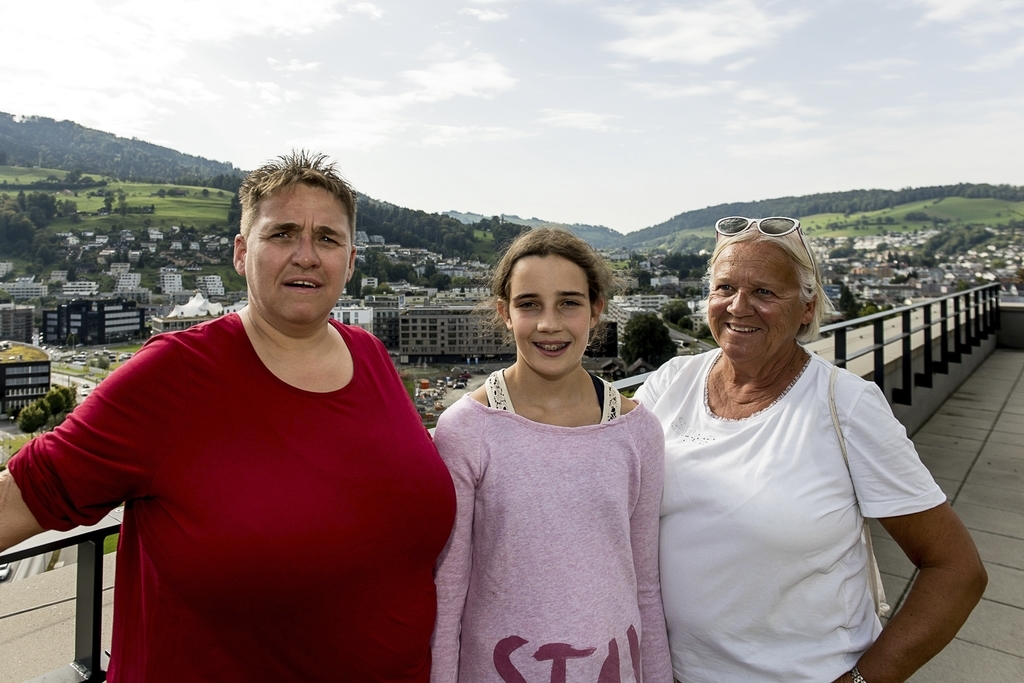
0, 344, 49, 364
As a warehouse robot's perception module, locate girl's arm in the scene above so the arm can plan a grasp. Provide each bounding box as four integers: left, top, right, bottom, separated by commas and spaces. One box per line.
629, 411, 674, 682
430, 410, 482, 683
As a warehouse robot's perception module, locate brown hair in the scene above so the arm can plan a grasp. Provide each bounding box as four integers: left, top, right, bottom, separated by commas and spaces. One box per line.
238, 150, 357, 238
488, 227, 619, 344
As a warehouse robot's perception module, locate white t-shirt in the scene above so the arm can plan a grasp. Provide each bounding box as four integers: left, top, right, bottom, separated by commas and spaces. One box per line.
635, 350, 946, 683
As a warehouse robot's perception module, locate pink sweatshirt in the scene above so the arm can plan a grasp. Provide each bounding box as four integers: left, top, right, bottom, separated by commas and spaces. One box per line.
431, 396, 673, 683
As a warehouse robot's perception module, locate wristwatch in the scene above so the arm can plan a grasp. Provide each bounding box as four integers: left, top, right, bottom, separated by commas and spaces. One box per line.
850, 667, 867, 683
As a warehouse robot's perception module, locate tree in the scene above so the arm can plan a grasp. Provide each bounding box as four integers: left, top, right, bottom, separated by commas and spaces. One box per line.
661, 299, 692, 327
17, 400, 48, 433
43, 386, 70, 415
839, 285, 859, 319
621, 313, 677, 367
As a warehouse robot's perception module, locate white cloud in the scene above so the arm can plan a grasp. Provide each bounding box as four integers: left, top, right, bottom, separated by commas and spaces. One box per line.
420, 124, 531, 146
725, 135, 838, 161
602, 0, 807, 64
911, 0, 1024, 68
538, 109, 621, 132
843, 58, 917, 73
268, 58, 321, 72
631, 81, 735, 99
723, 114, 821, 134
114, 0, 347, 41
403, 53, 517, 101
347, 2, 384, 19
460, 8, 509, 21
312, 52, 518, 149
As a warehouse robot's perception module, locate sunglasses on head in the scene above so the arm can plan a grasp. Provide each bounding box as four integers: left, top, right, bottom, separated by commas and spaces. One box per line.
715, 216, 801, 239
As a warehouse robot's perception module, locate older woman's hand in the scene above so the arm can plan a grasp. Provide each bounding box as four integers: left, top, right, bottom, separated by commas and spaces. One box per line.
852, 502, 987, 683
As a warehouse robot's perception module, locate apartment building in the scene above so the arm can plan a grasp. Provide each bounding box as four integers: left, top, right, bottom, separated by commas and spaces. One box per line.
42, 299, 146, 345
0, 342, 50, 414
398, 306, 513, 364
0, 304, 34, 344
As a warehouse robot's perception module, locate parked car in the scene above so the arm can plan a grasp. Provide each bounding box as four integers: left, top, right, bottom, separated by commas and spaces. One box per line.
0, 563, 11, 582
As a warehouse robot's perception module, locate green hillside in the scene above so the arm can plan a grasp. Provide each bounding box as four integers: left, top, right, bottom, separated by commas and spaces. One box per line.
630, 191, 1024, 253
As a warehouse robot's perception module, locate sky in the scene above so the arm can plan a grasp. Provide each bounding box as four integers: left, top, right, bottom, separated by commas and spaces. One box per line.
2, 0, 1023, 234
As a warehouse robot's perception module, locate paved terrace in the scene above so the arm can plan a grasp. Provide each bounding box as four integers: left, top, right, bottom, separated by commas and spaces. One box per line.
881, 347, 1024, 682
1, 349, 1022, 682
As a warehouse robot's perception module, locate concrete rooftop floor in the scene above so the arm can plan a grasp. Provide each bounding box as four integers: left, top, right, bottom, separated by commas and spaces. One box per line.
878, 347, 1024, 682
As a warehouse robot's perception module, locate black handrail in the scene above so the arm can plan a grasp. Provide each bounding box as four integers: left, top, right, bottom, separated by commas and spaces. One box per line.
820, 283, 1000, 404
0, 509, 121, 682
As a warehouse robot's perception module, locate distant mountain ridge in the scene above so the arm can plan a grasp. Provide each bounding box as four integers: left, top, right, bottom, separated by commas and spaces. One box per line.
623, 183, 1024, 250
0, 112, 243, 187
445, 210, 625, 249
3, 111, 1023, 257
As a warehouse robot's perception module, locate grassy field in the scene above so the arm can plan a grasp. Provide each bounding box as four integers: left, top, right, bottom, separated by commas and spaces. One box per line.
800, 197, 1024, 239
0, 165, 235, 232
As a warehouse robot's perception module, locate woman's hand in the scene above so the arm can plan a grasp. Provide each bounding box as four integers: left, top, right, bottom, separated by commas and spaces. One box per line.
855, 502, 987, 683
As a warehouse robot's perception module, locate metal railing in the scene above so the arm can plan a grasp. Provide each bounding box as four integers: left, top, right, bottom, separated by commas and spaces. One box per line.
0, 510, 121, 683
818, 283, 1000, 405
1, 284, 1002, 682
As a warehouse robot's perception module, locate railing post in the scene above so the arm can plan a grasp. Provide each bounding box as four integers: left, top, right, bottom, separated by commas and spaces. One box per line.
937, 298, 951, 372
834, 328, 847, 369
992, 287, 1001, 333
915, 302, 934, 388
893, 309, 913, 404
873, 317, 885, 391
953, 296, 966, 360
971, 290, 982, 346
73, 539, 107, 682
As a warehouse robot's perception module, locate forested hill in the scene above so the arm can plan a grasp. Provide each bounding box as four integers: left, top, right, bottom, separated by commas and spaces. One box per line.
624, 183, 1024, 249
0, 112, 243, 189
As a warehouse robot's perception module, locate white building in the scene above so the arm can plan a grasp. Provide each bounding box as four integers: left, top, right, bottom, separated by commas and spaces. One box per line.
49, 270, 69, 283
195, 275, 225, 297
612, 294, 670, 312
115, 273, 143, 292
160, 270, 183, 295
0, 277, 48, 300
62, 281, 100, 297
330, 304, 374, 332
0, 262, 13, 278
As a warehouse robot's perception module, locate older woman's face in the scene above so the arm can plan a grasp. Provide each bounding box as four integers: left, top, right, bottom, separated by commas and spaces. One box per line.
708, 241, 815, 370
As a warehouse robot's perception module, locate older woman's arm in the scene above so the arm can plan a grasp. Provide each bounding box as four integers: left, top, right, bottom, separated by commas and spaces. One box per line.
0, 469, 45, 552
841, 501, 987, 683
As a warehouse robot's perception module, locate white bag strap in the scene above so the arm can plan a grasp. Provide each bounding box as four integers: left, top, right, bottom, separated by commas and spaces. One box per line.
830, 365, 891, 617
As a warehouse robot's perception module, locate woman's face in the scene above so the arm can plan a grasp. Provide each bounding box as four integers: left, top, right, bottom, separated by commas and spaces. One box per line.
707, 241, 815, 370
500, 255, 603, 382
233, 184, 356, 337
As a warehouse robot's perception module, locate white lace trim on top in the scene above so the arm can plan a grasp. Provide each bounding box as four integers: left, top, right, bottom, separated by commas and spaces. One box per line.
485, 369, 621, 423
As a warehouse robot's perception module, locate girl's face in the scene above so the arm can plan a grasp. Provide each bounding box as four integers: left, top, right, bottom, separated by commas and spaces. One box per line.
500, 255, 604, 382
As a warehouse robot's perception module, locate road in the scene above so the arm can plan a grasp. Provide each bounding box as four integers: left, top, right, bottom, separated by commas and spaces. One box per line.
668, 328, 716, 354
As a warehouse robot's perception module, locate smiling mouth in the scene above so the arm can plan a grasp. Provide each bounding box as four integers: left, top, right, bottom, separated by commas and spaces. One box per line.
285, 280, 319, 289
726, 323, 758, 333
535, 342, 570, 352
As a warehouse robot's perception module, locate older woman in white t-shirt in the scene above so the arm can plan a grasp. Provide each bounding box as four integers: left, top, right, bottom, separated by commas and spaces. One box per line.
635, 216, 987, 683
